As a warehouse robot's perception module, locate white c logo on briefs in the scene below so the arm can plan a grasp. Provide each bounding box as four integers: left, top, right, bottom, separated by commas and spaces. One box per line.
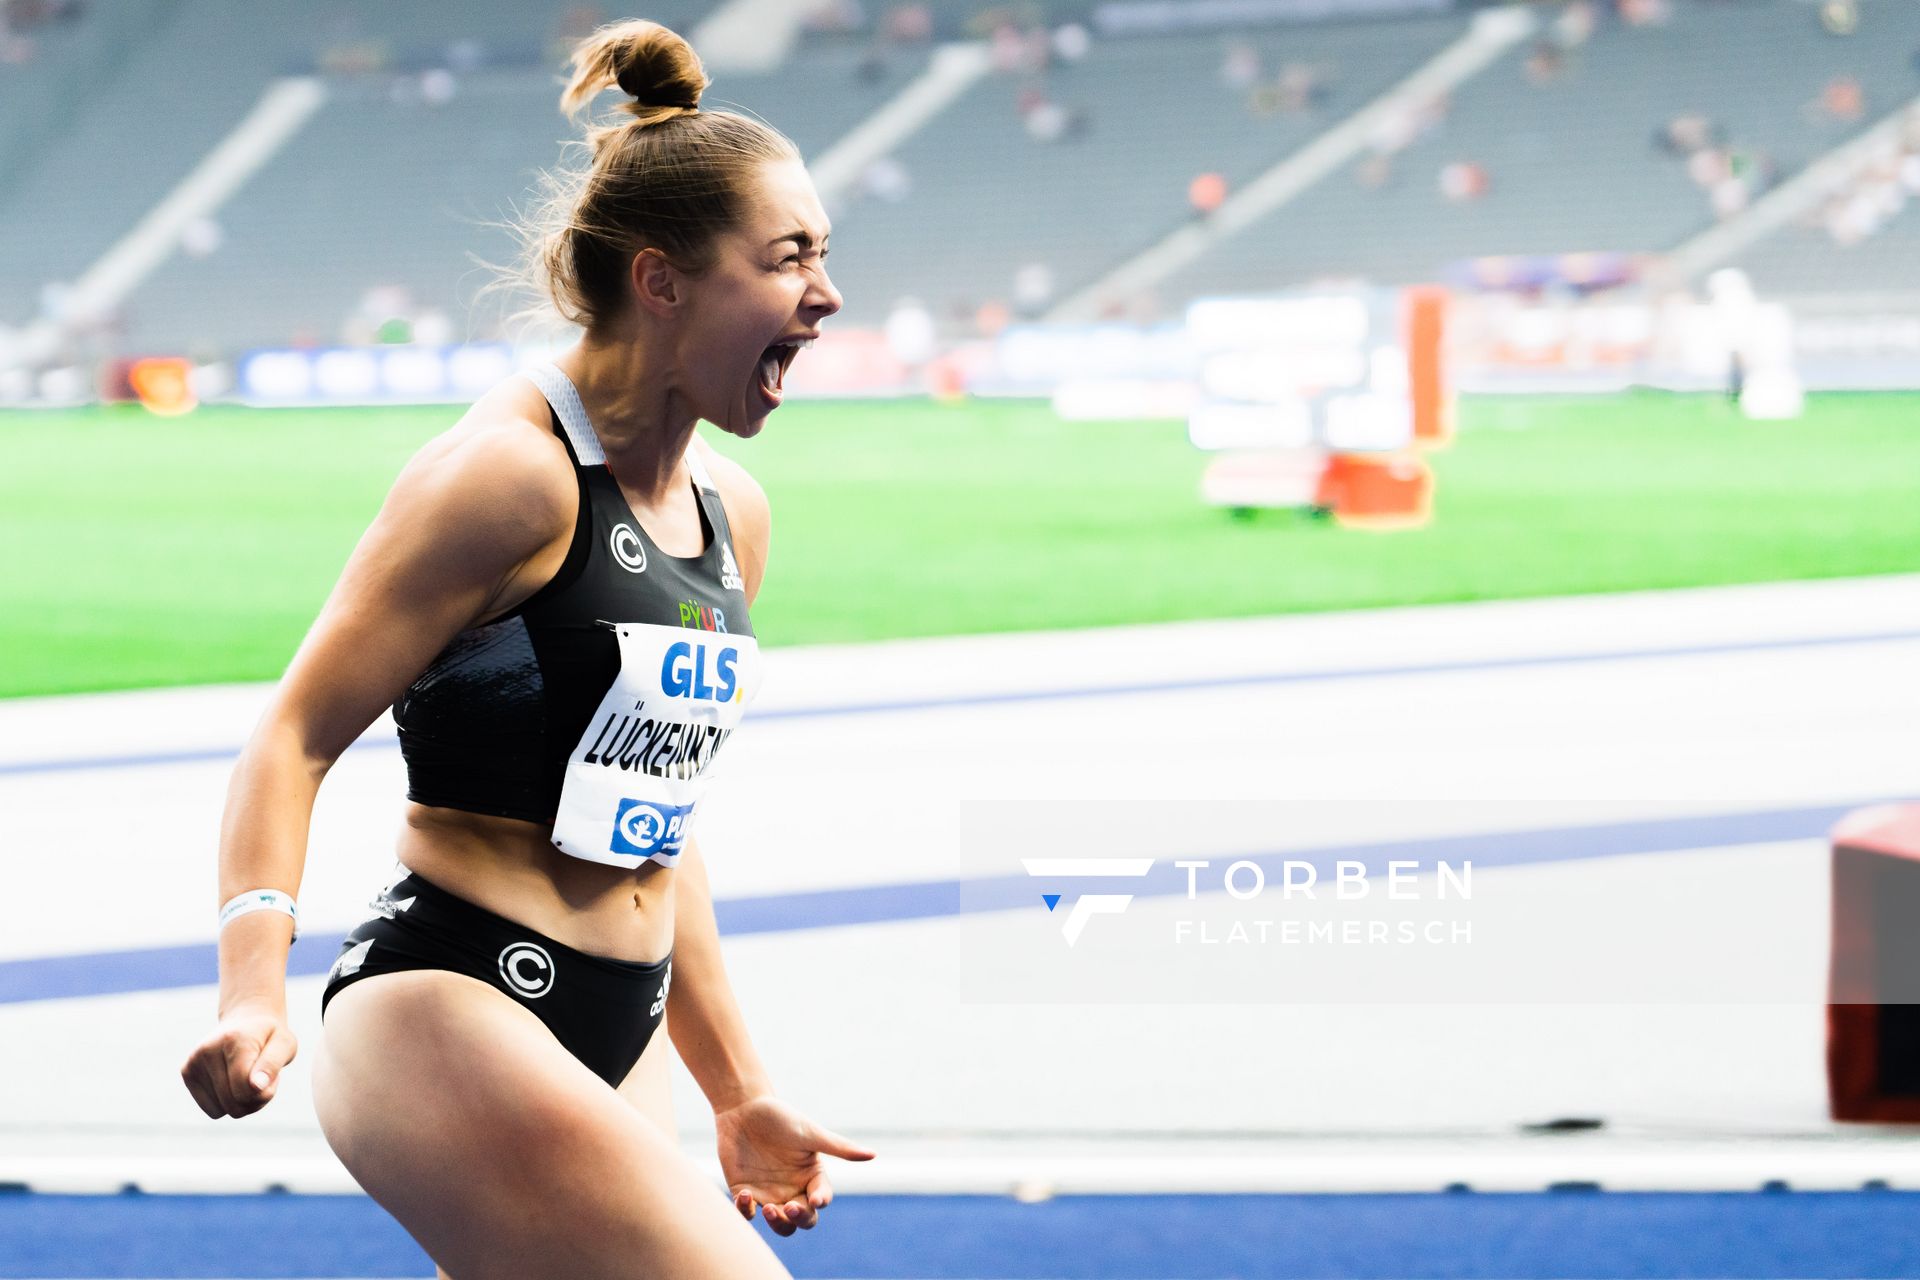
498, 942, 555, 998
610, 523, 647, 573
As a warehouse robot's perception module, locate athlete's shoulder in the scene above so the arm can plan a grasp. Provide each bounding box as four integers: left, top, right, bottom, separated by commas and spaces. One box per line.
388, 375, 575, 550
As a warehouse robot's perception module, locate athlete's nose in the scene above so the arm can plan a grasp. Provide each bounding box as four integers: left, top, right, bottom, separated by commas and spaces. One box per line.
807, 262, 843, 321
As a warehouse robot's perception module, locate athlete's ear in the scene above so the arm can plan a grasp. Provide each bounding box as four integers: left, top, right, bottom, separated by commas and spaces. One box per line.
628, 247, 683, 319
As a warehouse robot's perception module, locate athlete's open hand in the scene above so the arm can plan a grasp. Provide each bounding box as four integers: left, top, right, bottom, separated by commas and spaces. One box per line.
715, 1094, 875, 1236
181, 999, 298, 1119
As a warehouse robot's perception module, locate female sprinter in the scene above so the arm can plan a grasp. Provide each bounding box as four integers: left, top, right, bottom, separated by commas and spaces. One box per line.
179, 19, 869, 1278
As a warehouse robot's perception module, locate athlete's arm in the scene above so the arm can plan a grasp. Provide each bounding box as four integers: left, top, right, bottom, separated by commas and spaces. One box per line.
668, 446, 873, 1234
181, 406, 574, 1120
666, 443, 773, 1111
664, 835, 773, 1111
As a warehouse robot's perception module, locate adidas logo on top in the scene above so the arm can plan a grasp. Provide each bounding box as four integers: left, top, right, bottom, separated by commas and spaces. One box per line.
719, 542, 743, 592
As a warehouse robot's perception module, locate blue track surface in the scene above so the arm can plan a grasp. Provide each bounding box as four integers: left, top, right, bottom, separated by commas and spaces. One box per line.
3, 1190, 1919, 1278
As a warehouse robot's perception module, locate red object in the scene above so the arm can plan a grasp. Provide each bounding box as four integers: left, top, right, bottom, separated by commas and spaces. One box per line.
1404, 286, 1453, 448
1828, 804, 1920, 1122
1188, 172, 1227, 215
1312, 451, 1433, 529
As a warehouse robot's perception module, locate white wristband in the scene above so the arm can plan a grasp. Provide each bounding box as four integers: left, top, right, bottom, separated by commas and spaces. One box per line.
219, 889, 299, 941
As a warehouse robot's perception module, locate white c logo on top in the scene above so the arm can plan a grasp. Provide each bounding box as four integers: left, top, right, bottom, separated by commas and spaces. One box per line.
610, 523, 647, 573
498, 942, 555, 998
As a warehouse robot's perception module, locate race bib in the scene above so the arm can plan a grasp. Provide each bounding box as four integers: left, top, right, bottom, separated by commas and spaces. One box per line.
550, 622, 760, 869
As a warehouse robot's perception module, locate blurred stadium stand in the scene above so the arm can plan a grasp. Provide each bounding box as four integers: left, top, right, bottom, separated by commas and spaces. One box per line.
1178, 0, 1920, 296
2, 0, 1919, 368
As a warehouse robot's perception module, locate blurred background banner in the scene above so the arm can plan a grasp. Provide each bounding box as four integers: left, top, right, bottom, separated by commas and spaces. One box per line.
5, 1, 1920, 1276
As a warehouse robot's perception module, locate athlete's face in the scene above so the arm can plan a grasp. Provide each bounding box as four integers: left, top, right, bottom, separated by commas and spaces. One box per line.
683, 158, 841, 438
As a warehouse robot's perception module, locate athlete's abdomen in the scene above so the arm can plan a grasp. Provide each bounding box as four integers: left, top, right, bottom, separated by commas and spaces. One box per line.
395, 801, 675, 963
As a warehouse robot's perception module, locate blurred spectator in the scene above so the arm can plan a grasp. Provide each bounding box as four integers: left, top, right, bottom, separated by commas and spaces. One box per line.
1219, 41, 1260, 90
1618, 0, 1669, 26
1020, 94, 1085, 143
1814, 118, 1920, 247
1012, 262, 1054, 316
445, 38, 484, 72
881, 3, 932, 43
802, 0, 867, 35
319, 39, 390, 75
1052, 23, 1090, 63
1355, 151, 1394, 189
1687, 146, 1729, 187
1552, 0, 1597, 48
884, 297, 937, 366
0, 0, 84, 62
974, 300, 1011, 337
1365, 93, 1447, 161
1524, 38, 1565, 85
1188, 172, 1228, 216
1819, 0, 1859, 37
1279, 62, 1328, 111
413, 308, 454, 347
990, 21, 1041, 73
179, 217, 223, 260
420, 68, 457, 106
1816, 74, 1865, 123
1655, 113, 1719, 157
1438, 161, 1490, 202
861, 155, 912, 202
1710, 174, 1749, 218
344, 285, 440, 347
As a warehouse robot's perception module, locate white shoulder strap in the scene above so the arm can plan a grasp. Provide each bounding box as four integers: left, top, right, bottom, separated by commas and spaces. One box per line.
522, 363, 605, 465
685, 445, 716, 492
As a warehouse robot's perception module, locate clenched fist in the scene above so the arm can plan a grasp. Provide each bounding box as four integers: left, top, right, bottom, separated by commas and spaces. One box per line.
181, 999, 298, 1119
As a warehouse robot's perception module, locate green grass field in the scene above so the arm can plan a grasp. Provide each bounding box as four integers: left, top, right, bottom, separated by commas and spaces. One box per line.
3, 392, 1917, 698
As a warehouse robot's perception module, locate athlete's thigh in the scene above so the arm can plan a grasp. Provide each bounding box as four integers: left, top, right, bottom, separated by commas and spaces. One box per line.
616, 1009, 677, 1136
312, 972, 786, 1280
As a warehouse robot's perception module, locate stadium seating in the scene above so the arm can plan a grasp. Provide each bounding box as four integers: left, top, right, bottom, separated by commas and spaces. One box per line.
6, 0, 1920, 359
119, 43, 925, 353
821, 14, 1470, 327
1176, 0, 1920, 298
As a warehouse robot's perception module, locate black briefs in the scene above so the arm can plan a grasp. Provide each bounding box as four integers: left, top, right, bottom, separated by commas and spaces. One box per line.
319, 869, 671, 1088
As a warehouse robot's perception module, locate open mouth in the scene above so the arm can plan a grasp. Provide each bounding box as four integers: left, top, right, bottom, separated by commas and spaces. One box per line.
756, 336, 815, 405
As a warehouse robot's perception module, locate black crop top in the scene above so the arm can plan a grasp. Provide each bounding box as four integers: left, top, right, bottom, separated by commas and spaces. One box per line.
393, 363, 759, 848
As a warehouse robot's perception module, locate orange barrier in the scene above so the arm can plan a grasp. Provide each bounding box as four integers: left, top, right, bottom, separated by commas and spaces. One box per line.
1404, 285, 1452, 449
126, 357, 198, 416
1828, 804, 1920, 1122
1312, 451, 1433, 530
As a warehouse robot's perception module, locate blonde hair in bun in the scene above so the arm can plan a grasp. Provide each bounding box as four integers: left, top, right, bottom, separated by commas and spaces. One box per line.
560, 19, 708, 128
506, 18, 801, 331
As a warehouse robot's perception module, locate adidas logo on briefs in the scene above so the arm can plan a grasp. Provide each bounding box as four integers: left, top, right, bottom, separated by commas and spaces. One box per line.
719, 542, 743, 591
330, 938, 374, 982
368, 891, 415, 920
